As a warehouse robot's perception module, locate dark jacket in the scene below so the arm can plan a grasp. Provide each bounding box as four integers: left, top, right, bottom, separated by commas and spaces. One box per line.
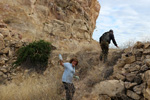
99, 32, 118, 47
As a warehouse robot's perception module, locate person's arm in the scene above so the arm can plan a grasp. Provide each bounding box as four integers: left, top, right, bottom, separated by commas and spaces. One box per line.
59, 60, 64, 66
110, 33, 118, 47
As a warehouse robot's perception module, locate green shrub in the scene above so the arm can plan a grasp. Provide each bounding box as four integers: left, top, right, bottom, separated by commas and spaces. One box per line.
13, 40, 51, 69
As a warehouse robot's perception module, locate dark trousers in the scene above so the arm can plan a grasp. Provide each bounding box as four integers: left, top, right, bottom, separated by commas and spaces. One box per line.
63, 82, 75, 100
100, 41, 109, 63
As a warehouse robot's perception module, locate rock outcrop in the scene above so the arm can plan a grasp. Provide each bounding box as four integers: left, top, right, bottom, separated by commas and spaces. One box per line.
95, 42, 150, 100
0, 0, 100, 51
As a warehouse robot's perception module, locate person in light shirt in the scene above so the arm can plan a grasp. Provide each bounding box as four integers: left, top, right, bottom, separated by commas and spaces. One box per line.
59, 57, 79, 100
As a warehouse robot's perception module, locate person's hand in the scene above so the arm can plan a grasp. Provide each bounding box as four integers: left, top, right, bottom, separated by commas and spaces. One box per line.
74, 76, 80, 80
59, 60, 64, 66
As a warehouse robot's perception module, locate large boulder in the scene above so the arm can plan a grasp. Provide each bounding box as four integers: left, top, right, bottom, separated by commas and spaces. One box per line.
92, 80, 124, 97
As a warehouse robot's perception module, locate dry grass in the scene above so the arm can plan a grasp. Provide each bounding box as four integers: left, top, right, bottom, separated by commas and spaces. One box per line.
120, 40, 136, 49
0, 68, 63, 100
78, 41, 100, 52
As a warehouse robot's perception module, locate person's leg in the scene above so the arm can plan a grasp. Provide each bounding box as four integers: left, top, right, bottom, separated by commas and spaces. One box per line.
100, 42, 105, 61
66, 83, 75, 100
63, 82, 71, 100
70, 83, 75, 99
99, 51, 103, 61
103, 42, 109, 63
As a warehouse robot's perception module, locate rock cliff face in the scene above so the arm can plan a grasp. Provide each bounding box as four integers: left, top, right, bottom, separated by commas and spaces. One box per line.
0, 0, 100, 51
0, 0, 100, 84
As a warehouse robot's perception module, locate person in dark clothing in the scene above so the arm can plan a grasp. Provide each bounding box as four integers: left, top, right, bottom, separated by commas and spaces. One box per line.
99, 29, 118, 63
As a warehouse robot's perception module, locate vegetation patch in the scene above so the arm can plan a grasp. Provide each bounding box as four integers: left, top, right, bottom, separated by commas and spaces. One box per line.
13, 40, 51, 71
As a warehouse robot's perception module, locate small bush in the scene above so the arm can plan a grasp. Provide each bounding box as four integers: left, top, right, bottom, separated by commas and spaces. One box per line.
13, 40, 51, 70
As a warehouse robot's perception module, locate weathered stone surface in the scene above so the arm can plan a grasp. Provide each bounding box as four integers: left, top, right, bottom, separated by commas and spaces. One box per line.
129, 65, 140, 72
144, 43, 150, 49
0, 71, 3, 76
99, 95, 111, 100
143, 49, 150, 55
126, 73, 136, 82
2, 74, 7, 78
114, 60, 126, 72
114, 73, 125, 81
133, 83, 145, 94
125, 82, 137, 89
133, 74, 142, 84
0, 76, 5, 84
0, 34, 5, 50
145, 59, 150, 67
134, 49, 143, 60
0, 0, 100, 51
134, 41, 144, 49
0, 68, 7, 73
140, 65, 149, 72
124, 64, 130, 70
142, 70, 150, 79
143, 88, 150, 100
0, 60, 5, 65
142, 70, 150, 85
1, 47, 10, 54
125, 56, 136, 64
127, 90, 141, 100
93, 80, 124, 97
146, 55, 150, 59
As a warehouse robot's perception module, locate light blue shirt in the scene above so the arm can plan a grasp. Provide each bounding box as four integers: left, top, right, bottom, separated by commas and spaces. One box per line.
62, 62, 75, 83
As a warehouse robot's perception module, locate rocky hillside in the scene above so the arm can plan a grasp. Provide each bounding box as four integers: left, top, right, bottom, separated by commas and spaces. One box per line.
83, 42, 150, 100
0, 0, 150, 100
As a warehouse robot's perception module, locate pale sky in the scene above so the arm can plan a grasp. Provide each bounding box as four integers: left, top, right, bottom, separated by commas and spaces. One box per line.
93, 0, 150, 48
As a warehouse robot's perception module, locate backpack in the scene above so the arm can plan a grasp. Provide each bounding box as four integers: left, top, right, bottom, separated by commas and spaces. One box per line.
101, 32, 110, 42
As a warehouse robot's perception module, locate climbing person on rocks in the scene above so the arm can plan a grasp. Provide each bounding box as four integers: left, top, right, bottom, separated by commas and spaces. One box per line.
99, 29, 118, 63
59, 54, 79, 100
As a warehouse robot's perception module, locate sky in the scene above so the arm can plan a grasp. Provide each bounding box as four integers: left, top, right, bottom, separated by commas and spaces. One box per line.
92, 0, 150, 48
